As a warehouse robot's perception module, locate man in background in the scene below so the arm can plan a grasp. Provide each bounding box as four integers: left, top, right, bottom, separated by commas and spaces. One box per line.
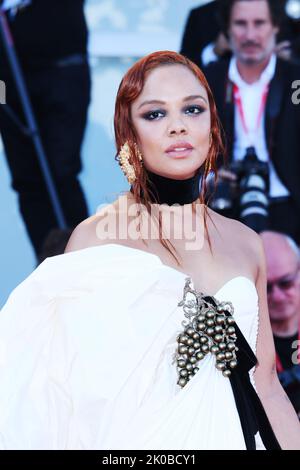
181, 0, 300, 68
204, 0, 300, 241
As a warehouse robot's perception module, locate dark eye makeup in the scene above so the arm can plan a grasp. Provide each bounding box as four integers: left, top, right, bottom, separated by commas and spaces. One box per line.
141, 105, 206, 121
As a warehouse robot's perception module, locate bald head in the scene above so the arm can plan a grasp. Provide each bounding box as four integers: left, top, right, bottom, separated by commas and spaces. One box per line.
260, 231, 300, 324
261, 231, 300, 269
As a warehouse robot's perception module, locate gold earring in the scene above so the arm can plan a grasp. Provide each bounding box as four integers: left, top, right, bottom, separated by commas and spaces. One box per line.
209, 132, 212, 147
118, 141, 143, 185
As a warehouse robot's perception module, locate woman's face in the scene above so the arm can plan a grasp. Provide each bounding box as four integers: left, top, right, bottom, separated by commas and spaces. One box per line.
131, 64, 211, 180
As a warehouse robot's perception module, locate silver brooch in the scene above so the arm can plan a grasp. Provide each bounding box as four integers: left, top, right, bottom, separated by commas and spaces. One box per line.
175, 277, 238, 388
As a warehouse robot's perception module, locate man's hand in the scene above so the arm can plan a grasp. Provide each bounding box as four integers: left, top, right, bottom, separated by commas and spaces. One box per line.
275, 40, 292, 61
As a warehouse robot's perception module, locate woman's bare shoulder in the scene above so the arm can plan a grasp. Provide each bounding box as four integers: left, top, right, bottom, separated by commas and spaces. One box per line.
64, 199, 121, 253
207, 207, 263, 269
208, 206, 259, 239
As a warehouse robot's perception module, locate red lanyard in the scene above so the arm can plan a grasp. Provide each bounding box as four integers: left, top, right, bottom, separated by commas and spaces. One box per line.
233, 83, 269, 136
275, 330, 300, 374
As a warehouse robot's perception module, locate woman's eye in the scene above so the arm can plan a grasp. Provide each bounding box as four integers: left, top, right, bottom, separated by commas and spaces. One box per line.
143, 110, 165, 120
185, 105, 205, 115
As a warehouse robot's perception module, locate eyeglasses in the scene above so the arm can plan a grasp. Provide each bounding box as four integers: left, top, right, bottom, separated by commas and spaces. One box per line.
267, 268, 299, 295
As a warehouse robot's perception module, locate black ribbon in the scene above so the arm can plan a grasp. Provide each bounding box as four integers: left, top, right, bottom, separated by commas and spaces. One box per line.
229, 322, 281, 450
204, 296, 281, 450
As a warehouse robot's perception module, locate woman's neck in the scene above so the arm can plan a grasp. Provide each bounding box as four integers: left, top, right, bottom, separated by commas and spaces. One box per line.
131, 169, 202, 206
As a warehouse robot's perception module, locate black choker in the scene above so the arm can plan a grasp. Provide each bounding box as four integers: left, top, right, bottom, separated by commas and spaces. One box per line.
131, 169, 201, 205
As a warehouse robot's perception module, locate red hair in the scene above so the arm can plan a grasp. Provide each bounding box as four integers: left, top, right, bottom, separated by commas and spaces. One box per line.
114, 50, 225, 263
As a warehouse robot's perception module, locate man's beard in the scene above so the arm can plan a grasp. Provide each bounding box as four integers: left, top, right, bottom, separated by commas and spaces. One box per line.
233, 39, 276, 66
242, 56, 263, 65
238, 47, 271, 66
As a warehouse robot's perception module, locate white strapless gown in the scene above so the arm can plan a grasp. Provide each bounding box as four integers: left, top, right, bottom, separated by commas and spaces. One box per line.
0, 244, 266, 449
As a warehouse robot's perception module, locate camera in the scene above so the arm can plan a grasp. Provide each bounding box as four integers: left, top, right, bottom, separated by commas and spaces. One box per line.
209, 147, 270, 233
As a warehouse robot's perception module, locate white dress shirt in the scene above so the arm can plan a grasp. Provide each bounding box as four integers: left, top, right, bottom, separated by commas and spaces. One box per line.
228, 54, 290, 198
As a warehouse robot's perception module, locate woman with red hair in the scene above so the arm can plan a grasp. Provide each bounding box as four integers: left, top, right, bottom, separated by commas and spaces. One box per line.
0, 51, 299, 450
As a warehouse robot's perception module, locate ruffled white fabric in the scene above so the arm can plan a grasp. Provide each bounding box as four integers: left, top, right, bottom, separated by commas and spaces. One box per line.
0, 244, 265, 449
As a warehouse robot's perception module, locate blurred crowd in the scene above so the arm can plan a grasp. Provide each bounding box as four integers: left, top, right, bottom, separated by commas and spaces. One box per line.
0, 0, 299, 417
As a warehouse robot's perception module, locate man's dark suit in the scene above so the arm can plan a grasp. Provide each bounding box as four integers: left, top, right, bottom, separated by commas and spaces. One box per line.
204, 58, 300, 241
180, 1, 220, 69
181, 1, 300, 69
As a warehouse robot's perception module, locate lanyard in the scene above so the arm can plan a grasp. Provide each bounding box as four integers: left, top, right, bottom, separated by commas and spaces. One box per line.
233, 83, 269, 137
275, 330, 300, 373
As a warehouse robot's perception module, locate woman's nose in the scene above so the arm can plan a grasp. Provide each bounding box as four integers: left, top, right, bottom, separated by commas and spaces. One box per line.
168, 119, 188, 136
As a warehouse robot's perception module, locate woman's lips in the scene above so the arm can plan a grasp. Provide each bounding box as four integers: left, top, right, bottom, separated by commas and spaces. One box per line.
165, 143, 194, 158
166, 149, 193, 158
